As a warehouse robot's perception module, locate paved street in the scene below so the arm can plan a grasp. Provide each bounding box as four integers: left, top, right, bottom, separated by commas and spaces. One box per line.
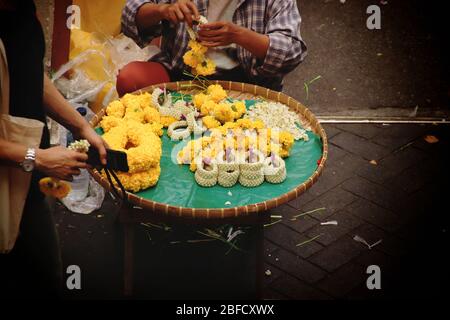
54, 123, 449, 299
263, 123, 449, 299
44, 0, 449, 300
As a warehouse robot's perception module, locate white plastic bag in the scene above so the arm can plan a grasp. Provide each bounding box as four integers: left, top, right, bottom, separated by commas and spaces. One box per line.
60, 177, 105, 214
107, 34, 160, 71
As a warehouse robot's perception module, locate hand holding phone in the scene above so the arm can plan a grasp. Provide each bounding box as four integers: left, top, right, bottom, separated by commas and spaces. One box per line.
87, 147, 129, 172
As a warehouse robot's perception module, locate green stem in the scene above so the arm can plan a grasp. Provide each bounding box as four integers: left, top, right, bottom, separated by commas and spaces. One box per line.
264, 219, 282, 228
291, 207, 326, 220
296, 234, 322, 247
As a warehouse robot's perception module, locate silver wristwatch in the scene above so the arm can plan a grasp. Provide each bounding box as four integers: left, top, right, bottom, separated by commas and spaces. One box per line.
21, 148, 36, 172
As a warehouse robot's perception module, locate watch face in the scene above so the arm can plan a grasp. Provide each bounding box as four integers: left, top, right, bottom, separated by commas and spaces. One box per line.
22, 159, 35, 172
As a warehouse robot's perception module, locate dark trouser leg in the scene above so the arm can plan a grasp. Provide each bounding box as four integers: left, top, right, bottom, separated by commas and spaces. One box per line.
0, 197, 62, 299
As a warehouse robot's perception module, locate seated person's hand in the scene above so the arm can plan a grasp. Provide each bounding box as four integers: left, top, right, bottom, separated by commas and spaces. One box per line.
198, 21, 242, 47
161, 0, 199, 27
36, 146, 88, 182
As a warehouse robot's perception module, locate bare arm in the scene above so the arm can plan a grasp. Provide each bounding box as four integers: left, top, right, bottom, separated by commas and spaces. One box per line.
234, 28, 270, 60
0, 75, 98, 180
135, 3, 167, 31
43, 74, 107, 165
0, 138, 88, 181
198, 23, 270, 60
43, 74, 86, 135
136, 0, 199, 31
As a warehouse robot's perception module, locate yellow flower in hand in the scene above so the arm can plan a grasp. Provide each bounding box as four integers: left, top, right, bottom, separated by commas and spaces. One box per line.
188, 40, 208, 55
194, 59, 216, 76
183, 50, 203, 68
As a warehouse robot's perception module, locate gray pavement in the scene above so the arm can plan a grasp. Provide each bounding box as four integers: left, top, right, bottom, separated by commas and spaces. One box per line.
54, 123, 449, 299
285, 0, 449, 117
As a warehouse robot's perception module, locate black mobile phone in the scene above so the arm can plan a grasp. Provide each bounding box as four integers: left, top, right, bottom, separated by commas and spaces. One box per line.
87, 148, 129, 172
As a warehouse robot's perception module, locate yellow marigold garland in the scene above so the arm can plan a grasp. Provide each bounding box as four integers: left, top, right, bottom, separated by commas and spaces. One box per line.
183, 40, 216, 76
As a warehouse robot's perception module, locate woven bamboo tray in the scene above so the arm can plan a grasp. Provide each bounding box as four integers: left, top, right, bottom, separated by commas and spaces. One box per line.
89, 80, 328, 219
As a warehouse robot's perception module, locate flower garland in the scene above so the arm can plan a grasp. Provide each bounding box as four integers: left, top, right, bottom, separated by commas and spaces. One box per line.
183, 16, 216, 76
38, 140, 90, 199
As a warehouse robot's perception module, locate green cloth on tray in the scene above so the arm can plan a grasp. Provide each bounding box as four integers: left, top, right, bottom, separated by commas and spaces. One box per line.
96, 97, 323, 209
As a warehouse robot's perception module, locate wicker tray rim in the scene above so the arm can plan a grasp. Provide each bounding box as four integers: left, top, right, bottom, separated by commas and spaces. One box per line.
89, 80, 328, 219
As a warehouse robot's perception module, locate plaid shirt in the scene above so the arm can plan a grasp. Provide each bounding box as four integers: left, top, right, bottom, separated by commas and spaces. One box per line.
122, 0, 307, 89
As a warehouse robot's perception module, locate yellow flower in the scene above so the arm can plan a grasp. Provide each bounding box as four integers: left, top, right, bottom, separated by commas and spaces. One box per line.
183, 50, 203, 68
269, 143, 281, 156
213, 103, 234, 124
207, 84, 227, 103
39, 177, 71, 199
124, 107, 145, 123
252, 119, 265, 130
112, 166, 161, 192
279, 148, 290, 158
100, 115, 124, 132
194, 58, 216, 76
159, 116, 178, 128
136, 92, 152, 109
236, 118, 253, 129
102, 125, 128, 149
200, 100, 217, 116
193, 93, 209, 109
279, 131, 295, 150
121, 94, 142, 110
106, 100, 125, 118
222, 121, 238, 131
231, 101, 246, 119
127, 145, 161, 173
201, 136, 214, 148
144, 122, 164, 137
143, 106, 161, 123
202, 115, 221, 129
188, 40, 208, 55
189, 162, 198, 172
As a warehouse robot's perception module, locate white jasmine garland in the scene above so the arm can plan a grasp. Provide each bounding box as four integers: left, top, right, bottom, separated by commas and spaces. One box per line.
245, 101, 309, 141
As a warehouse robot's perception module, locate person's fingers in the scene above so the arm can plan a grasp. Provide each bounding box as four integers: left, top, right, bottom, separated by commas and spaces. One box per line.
173, 7, 184, 22
198, 35, 223, 43
198, 28, 224, 38
179, 3, 193, 26
91, 139, 108, 165
168, 11, 178, 24
98, 143, 108, 166
74, 161, 88, 169
200, 41, 223, 48
200, 22, 225, 30
186, 1, 199, 20
70, 168, 81, 176
72, 151, 88, 162
60, 174, 73, 182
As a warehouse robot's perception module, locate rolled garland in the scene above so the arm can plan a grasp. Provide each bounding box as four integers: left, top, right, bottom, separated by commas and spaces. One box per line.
264, 154, 287, 184
186, 112, 206, 135
168, 121, 191, 141
195, 161, 218, 187
216, 151, 240, 187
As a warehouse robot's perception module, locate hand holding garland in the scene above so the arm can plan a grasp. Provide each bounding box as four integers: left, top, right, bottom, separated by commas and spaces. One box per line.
136, 0, 200, 29
198, 22, 270, 60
